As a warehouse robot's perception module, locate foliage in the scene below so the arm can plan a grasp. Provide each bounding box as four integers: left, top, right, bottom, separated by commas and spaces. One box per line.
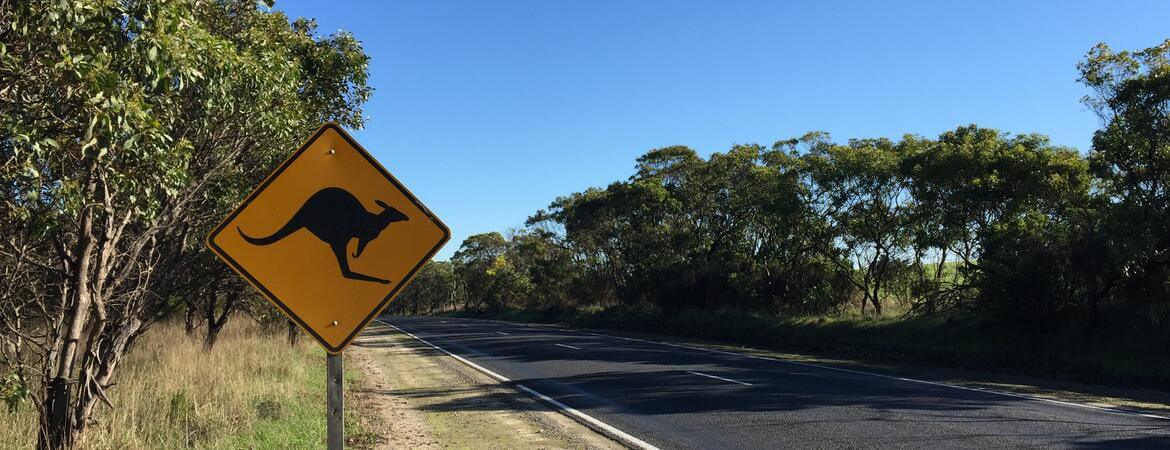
416, 124, 1095, 320
2, 2, 1168, 442
1, 370, 28, 414
0, 0, 369, 446
1079, 39, 1170, 304
399, 40, 1170, 356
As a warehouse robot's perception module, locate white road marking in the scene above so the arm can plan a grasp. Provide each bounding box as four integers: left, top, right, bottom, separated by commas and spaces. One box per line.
468, 318, 1170, 421
378, 320, 508, 382
377, 320, 660, 450
555, 343, 581, 350
686, 370, 752, 386
496, 331, 510, 335
514, 384, 660, 450
460, 324, 471, 328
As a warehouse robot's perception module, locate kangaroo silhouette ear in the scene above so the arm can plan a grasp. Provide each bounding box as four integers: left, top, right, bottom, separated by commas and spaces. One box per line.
375, 200, 391, 210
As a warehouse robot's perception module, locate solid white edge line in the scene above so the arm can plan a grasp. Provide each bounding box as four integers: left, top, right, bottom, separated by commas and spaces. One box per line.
555, 343, 581, 350
376, 319, 660, 450
471, 317, 1170, 422
686, 370, 752, 386
514, 384, 660, 450
379, 320, 509, 382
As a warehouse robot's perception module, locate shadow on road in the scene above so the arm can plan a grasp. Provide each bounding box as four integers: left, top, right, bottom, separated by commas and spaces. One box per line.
357, 318, 1170, 448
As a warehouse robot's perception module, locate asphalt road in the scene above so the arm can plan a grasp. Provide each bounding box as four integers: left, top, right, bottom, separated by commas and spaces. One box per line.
377, 316, 1170, 449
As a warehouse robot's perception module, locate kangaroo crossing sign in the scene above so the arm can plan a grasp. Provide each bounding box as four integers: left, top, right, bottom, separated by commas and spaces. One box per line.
208, 124, 450, 353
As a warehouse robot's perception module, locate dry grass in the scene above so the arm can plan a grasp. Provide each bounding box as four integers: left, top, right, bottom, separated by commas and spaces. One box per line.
0, 318, 369, 449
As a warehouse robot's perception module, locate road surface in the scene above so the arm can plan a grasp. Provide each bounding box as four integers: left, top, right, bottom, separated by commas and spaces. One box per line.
377, 316, 1170, 449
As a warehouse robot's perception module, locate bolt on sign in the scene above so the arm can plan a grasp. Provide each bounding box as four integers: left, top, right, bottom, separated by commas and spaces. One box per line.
207, 124, 450, 353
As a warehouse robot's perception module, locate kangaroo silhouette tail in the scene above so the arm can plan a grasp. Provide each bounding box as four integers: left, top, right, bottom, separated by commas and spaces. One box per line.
238, 220, 301, 246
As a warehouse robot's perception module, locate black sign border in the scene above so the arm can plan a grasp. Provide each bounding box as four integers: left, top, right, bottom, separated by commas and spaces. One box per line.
206, 123, 451, 354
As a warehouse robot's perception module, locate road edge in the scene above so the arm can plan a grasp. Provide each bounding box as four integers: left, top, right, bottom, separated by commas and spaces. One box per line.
465, 317, 1170, 422
375, 319, 661, 450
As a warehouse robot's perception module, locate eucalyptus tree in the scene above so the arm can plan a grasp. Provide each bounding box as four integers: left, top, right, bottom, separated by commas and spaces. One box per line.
392, 261, 458, 315
0, 1, 369, 447
754, 135, 847, 315
804, 138, 916, 315
903, 126, 1091, 313
1079, 40, 1170, 303
506, 229, 576, 311
452, 232, 533, 311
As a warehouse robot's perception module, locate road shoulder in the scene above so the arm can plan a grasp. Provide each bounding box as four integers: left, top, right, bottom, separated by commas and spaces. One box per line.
348, 322, 624, 450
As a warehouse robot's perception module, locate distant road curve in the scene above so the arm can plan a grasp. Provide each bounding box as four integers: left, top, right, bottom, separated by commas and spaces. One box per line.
378, 316, 1170, 449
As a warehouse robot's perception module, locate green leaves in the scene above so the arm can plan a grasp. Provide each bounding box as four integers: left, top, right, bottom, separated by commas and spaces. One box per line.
0, 2, 372, 436
1076, 39, 1170, 304
0, 371, 29, 414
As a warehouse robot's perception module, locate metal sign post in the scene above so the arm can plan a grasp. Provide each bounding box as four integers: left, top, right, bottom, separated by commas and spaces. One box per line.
327, 353, 344, 450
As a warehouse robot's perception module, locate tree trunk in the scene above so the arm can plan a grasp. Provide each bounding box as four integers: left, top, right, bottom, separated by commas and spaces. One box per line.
40, 378, 71, 450
184, 300, 197, 337
927, 247, 949, 316
286, 319, 299, 346
204, 329, 220, 351
40, 182, 98, 450
203, 290, 237, 351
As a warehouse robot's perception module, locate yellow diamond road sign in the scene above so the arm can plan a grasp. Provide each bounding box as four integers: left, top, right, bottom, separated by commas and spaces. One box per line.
207, 124, 449, 353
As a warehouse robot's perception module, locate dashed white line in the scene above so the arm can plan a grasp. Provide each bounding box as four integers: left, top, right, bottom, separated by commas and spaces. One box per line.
496, 331, 510, 335
555, 343, 581, 350
686, 370, 753, 386
464, 317, 1170, 422
376, 320, 660, 450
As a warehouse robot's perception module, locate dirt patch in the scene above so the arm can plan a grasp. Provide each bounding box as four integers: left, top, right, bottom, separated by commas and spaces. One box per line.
348, 322, 623, 450
348, 346, 437, 449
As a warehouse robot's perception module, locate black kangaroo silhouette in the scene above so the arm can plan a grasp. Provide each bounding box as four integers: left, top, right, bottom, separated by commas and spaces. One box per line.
238, 187, 409, 284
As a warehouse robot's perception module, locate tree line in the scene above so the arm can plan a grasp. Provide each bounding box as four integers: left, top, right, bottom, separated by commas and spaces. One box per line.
1, 0, 1167, 446
392, 39, 1170, 336
0, 1, 370, 447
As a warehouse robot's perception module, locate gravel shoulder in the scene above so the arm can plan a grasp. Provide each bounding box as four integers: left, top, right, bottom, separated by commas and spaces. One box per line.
347, 322, 624, 450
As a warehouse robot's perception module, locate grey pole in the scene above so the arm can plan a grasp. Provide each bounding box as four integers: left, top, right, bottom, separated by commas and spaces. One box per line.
327, 352, 344, 450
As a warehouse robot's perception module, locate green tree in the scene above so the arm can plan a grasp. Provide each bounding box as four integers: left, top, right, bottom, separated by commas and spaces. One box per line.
805, 137, 915, 315
0, 1, 369, 447
507, 229, 577, 311
755, 135, 849, 315
393, 261, 458, 315
452, 232, 533, 311
1079, 39, 1170, 303
903, 126, 1091, 313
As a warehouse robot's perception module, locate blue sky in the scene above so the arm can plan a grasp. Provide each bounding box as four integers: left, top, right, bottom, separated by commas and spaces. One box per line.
273, 1, 1170, 260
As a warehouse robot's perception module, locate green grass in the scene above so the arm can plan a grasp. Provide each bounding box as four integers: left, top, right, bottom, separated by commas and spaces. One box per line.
213, 352, 327, 450
0, 320, 379, 449
452, 304, 1170, 390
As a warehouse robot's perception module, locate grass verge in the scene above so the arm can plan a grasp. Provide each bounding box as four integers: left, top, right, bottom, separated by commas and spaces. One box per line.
0, 319, 379, 449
